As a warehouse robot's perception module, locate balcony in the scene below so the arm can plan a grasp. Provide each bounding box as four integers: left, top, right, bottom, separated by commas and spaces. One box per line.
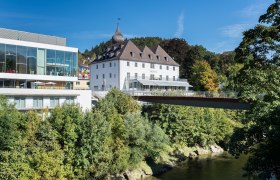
127, 76, 189, 82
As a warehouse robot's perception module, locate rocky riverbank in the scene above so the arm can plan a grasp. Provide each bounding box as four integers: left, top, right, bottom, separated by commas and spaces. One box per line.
108, 144, 224, 180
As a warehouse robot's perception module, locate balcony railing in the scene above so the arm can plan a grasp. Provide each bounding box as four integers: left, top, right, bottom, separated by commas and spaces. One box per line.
127, 76, 188, 82
0, 86, 73, 90
124, 90, 238, 99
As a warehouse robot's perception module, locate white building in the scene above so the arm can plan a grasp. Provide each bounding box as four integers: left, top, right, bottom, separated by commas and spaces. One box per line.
0, 28, 91, 111
90, 24, 191, 91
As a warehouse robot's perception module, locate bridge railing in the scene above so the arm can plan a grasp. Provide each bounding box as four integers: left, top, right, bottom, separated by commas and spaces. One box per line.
124, 90, 238, 99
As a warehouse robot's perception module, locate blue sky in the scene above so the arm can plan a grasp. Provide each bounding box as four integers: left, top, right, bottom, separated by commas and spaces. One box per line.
0, 0, 273, 53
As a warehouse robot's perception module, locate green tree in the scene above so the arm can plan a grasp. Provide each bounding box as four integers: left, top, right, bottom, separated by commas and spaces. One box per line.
0, 96, 21, 152
161, 38, 191, 77
0, 111, 66, 179
48, 104, 83, 178
143, 104, 235, 147
229, 1, 280, 178
190, 60, 219, 91
131, 37, 164, 48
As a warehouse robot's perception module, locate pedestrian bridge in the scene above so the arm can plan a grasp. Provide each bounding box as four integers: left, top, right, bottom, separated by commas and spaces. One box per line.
125, 91, 250, 110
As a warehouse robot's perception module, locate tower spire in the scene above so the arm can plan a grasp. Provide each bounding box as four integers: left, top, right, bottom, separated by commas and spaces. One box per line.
112, 18, 124, 44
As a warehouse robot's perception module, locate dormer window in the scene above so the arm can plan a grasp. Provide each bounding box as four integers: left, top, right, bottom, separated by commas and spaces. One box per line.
148, 54, 152, 60
140, 53, 143, 58
164, 57, 169, 61
130, 52, 135, 57
156, 55, 160, 60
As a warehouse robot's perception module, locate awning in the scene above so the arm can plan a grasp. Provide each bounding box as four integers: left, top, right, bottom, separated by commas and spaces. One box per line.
136, 79, 192, 87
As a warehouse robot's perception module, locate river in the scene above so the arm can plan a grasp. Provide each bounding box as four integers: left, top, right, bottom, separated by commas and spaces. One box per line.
145, 152, 249, 180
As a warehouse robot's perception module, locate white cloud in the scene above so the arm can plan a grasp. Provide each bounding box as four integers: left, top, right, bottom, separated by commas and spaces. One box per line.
174, 12, 184, 38
211, 40, 240, 53
222, 24, 251, 38
238, 1, 271, 18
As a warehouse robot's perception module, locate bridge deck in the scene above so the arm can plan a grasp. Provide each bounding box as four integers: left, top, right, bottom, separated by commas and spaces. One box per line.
132, 96, 250, 110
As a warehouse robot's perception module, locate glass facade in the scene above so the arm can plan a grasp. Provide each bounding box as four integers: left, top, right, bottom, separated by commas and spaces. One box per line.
33, 97, 43, 108
14, 97, 26, 109
50, 97, 59, 107
66, 97, 74, 104
0, 43, 77, 76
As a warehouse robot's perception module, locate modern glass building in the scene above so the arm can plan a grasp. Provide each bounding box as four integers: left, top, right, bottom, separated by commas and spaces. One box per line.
0, 44, 77, 76
0, 28, 91, 111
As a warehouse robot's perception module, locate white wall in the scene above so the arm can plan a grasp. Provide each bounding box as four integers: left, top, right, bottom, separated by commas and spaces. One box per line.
0, 73, 78, 82
1, 88, 92, 112
75, 90, 92, 111
119, 60, 179, 90
90, 60, 180, 91
90, 60, 120, 90
0, 38, 77, 52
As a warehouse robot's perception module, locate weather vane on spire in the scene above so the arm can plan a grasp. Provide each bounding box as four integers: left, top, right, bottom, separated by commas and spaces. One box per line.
112, 17, 124, 43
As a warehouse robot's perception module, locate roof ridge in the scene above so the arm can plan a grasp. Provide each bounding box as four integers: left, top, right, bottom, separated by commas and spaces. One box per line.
116, 40, 130, 58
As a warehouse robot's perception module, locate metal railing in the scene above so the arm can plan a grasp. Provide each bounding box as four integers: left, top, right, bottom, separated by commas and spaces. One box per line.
127, 76, 189, 82
124, 90, 238, 99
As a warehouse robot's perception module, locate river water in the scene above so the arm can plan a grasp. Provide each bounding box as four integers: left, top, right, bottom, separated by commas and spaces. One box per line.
146, 152, 249, 180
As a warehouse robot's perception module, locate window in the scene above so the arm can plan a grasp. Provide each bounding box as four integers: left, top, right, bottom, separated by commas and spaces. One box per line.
166, 66, 169, 70
110, 62, 112, 67
102, 74, 105, 78
17, 46, 27, 74
66, 97, 74, 104
15, 97, 25, 109
150, 74, 155, 80
96, 75, 98, 79
164, 57, 169, 61
96, 64, 98, 69
33, 97, 43, 108
102, 63, 105, 68
173, 76, 176, 81
160, 65, 162, 69
76, 81, 80, 85
140, 53, 143, 58
127, 72, 130, 79
135, 73, 138, 79
156, 55, 160, 60
114, 74, 116, 78
127, 62, 130, 66
114, 62, 116, 67
148, 54, 152, 59
46, 49, 56, 75
142, 73, 145, 79
173, 66, 175, 71
135, 62, 138, 67
166, 75, 169, 81
6, 45, 17, 73
50, 97, 59, 107
55, 51, 64, 76
142, 63, 145, 68
159, 75, 162, 80
150, 63, 155, 69
109, 73, 112, 78
0, 44, 5, 72
130, 52, 135, 57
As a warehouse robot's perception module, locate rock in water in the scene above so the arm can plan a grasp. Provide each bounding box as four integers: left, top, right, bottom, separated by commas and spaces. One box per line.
210, 144, 224, 153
